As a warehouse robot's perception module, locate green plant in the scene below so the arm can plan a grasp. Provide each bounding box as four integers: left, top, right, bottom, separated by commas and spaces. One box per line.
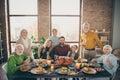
40, 36, 46, 44
30, 35, 36, 42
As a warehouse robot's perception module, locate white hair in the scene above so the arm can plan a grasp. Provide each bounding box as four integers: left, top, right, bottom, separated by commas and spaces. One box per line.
103, 45, 112, 52
15, 44, 24, 51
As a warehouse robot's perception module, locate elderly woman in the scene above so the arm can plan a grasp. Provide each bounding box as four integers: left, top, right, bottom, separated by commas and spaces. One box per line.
6, 44, 28, 80
16, 29, 34, 59
89, 45, 119, 80
91, 45, 119, 76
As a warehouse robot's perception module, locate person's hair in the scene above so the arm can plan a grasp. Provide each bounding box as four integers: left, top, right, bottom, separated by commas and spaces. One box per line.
82, 22, 90, 28
15, 44, 24, 52
20, 29, 28, 38
43, 39, 53, 47
103, 45, 112, 52
52, 28, 57, 32
71, 45, 78, 49
59, 36, 65, 39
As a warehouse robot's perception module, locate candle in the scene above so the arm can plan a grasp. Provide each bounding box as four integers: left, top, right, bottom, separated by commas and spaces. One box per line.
46, 60, 51, 66
75, 63, 80, 70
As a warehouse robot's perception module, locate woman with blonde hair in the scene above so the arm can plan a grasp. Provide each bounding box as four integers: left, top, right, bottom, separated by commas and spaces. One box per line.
38, 39, 53, 59
16, 29, 34, 59
90, 45, 119, 80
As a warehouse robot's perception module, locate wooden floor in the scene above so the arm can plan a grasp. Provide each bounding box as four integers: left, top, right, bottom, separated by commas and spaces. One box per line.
0, 63, 120, 80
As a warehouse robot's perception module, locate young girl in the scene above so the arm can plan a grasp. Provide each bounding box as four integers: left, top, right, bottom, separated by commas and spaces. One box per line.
67, 45, 79, 60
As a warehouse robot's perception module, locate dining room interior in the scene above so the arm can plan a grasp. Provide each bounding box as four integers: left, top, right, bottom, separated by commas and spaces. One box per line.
0, 0, 120, 80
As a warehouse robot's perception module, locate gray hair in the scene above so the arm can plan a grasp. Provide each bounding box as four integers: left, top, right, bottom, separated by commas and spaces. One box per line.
15, 44, 24, 51
103, 45, 112, 52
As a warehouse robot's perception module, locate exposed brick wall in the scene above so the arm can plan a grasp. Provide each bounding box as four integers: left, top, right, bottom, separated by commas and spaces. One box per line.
38, 0, 50, 41
83, 0, 113, 32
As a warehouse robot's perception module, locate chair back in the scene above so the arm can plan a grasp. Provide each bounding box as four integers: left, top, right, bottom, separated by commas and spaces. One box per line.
2, 63, 8, 73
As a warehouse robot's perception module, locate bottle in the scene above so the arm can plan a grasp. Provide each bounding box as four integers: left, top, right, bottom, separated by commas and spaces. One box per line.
50, 64, 54, 72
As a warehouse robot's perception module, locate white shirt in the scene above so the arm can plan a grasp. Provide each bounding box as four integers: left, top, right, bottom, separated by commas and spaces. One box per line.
22, 38, 29, 48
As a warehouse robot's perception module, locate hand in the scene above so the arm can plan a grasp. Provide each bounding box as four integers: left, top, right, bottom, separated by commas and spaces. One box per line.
81, 39, 86, 46
31, 46, 35, 49
91, 58, 96, 62
106, 57, 113, 68
106, 57, 110, 64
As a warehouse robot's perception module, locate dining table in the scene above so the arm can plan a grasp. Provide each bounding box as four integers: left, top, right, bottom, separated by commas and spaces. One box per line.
12, 58, 112, 80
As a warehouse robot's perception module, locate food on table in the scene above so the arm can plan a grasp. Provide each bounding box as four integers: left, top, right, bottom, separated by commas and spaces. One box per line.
60, 67, 68, 73
20, 65, 31, 72
81, 63, 88, 67
82, 67, 96, 74
76, 58, 88, 63
31, 66, 47, 74
82, 67, 89, 72
68, 71, 77, 75
54, 56, 74, 66
95, 67, 104, 72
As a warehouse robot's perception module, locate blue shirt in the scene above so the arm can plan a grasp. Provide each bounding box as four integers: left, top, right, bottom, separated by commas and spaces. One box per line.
97, 53, 119, 75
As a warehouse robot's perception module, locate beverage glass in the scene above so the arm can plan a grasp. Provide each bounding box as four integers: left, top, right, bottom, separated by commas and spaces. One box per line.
75, 63, 80, 70
47, 60, 51, 66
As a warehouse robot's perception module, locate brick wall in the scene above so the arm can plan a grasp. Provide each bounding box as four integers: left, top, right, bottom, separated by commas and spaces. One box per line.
83, 0, 113, 31
38, 0, 50, 41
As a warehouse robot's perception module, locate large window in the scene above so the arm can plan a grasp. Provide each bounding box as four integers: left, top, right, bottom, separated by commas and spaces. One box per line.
51, 0, 81, 46
8, 0, 38, 52
8, 0, 82, 53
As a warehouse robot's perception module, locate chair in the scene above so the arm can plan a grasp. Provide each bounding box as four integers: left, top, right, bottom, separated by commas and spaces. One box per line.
2, 63, 8, 73
112, 48, 120, 65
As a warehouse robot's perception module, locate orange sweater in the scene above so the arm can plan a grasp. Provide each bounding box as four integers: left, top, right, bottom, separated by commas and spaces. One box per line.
80, 31, 103, 49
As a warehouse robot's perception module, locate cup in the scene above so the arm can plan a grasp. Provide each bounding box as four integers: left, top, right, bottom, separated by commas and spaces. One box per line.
50, 64, 54, 72
75, 63, 80, 70
46, 60, 51, 66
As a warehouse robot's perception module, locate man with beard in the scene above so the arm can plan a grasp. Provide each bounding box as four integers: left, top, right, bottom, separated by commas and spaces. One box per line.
50, 36, 70, 59
6, 44, 28, 80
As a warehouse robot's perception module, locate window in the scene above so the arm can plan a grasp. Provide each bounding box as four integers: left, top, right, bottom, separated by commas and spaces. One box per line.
8, 0, 38, 52
51, 0, 81, 46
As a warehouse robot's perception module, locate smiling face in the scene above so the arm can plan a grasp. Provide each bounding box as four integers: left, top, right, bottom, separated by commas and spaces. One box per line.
15, 44, 24, 56
59, 37, 65, 45
46, 40, 52, 47
71, 45, 78, 53
103, 45, 112, 54
83, 23, 90, 33
52, 29, 57, 36
20, 29, 28, 39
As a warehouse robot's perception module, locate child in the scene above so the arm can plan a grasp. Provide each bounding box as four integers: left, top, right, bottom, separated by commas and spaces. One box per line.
67, 45, 79, 60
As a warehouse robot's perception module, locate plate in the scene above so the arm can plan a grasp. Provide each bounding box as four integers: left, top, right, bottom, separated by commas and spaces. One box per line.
55, 67, 68, 74
75, 58, 88, 63
68, 71, 77, 75
30, 67, 47, 74
82, 67, 96, 74
20, 65, 31, 72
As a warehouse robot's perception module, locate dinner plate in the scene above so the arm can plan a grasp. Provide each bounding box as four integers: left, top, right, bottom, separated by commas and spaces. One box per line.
82, 67, 96, 74
75, 58, 88, 63
20, 65, 31, 72
30, 68, 47, 74
55, 68, 68, 75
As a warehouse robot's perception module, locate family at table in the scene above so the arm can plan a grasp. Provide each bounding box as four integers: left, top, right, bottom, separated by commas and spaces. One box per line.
4, 22, 119, 80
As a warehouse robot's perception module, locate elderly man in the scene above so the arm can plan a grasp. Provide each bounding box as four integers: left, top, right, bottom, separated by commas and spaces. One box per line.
80, 22, 103, 61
